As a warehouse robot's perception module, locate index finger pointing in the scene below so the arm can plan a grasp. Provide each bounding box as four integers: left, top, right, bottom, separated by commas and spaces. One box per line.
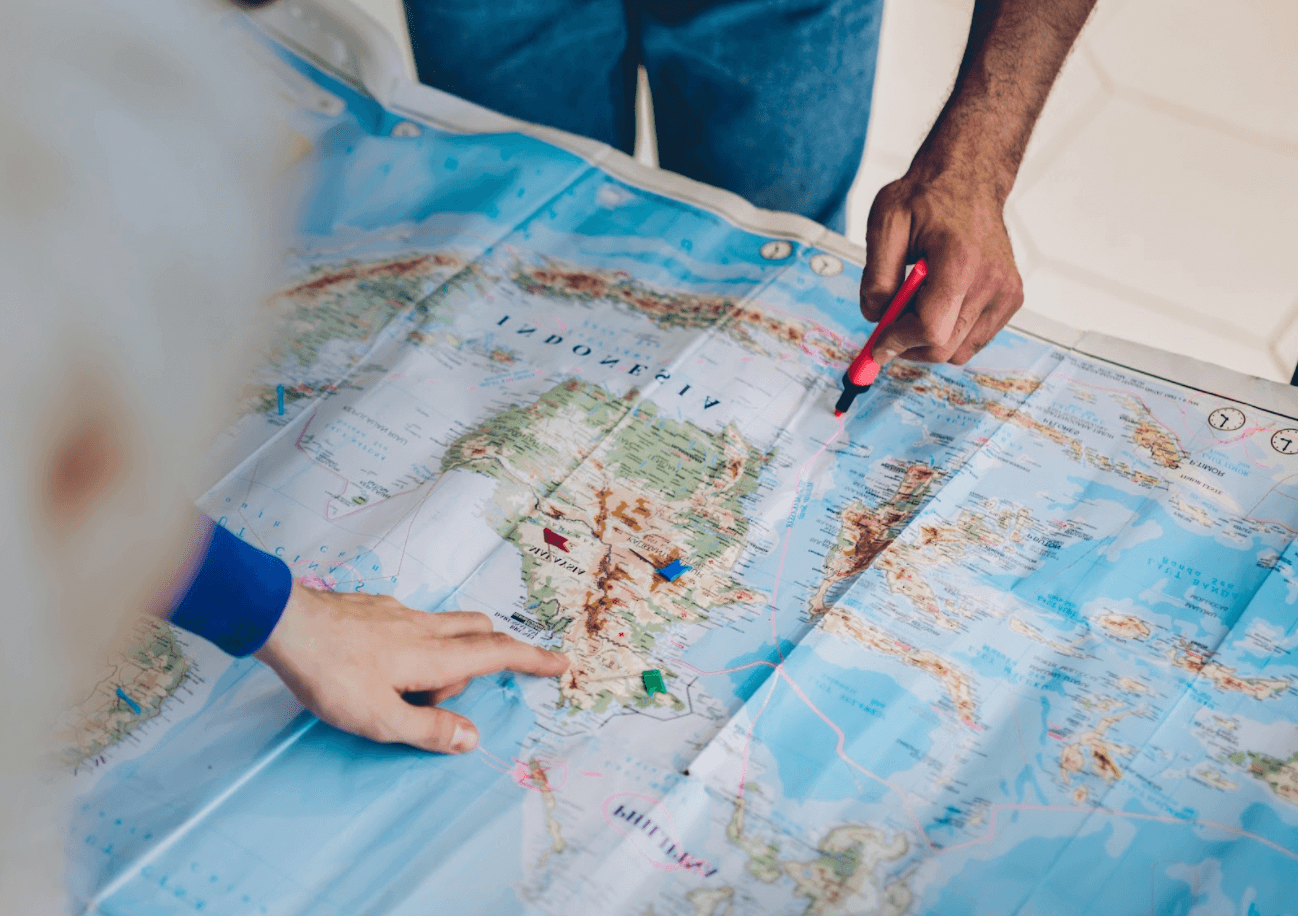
399, 631, 569, 691
422, 610, 496, 636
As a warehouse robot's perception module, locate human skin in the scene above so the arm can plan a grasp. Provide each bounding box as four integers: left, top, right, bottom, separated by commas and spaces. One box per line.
254, 583, 568, 754
139, 1, 1091, 762
142, 520, 569, 756
861, 0, 1099, 366
207, 2, 1096, 756
143, 518, 568, 756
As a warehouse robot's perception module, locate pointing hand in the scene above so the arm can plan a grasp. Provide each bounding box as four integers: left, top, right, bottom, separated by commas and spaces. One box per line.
256, 581, 569, 753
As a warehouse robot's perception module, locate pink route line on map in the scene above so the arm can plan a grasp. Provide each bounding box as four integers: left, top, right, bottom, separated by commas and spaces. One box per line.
678, 609, 1298, 862
736, 673, 780, 803
272, 266, 1298, 864
686, 410, 928, 842
1068, 376, 1298, 532
766, 412, 846, 662
286, 377, 1294, 865
673, 409, 1296, 863
1063, 376, 1282, 479
467, 415, 850, 822
477, 746, 514, 775
678, 654, 932, 844
460, 382, 1293, 864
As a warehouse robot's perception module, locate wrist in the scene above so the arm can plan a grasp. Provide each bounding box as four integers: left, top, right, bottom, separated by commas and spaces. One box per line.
909, 113, 1019, 208
900, 142, 1014, 216
254, 578, 307, 670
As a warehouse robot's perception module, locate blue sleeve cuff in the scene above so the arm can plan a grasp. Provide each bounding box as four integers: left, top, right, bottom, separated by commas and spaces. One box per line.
168, 518, 293, 657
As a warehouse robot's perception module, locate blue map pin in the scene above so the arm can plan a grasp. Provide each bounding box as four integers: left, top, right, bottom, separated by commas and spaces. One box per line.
656, 559, 691, 582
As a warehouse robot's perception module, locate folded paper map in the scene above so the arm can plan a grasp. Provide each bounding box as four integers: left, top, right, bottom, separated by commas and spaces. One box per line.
64, 6, 1298, 914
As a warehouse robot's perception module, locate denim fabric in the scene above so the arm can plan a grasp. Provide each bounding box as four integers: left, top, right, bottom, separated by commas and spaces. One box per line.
404, 0, 884, 231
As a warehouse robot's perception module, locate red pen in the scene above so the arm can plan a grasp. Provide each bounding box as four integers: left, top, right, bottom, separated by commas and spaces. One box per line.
834, 258, 928, 416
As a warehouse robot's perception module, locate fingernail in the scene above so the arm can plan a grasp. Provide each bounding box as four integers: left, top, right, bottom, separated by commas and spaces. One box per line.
451, 724, 478, 753
874, 346, 900, 365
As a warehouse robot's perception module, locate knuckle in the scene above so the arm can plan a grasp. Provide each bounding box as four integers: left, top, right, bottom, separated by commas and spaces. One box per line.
986, 255, 1014, 282
950, 235, 976, 259
370, 718, 403, 744
424, 713, 459, 750
959, 336, 992, 362
915, 312, 949, 346
996, 267, 1021, 298
983, 266, 1009, 293
861, 279, 892, 303
938, 235, 974, 268
907, 346, 944, 364
868, 181, 904, 217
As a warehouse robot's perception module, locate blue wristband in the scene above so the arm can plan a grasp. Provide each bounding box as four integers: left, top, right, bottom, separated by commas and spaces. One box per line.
168, 518, 293, 657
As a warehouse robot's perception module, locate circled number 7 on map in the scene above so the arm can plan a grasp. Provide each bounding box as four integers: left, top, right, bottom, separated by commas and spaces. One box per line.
1208, 407, 1245, 432
1271, 428, 1298, 455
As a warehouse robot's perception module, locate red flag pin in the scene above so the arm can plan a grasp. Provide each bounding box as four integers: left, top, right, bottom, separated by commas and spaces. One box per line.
542, 527, 570, 552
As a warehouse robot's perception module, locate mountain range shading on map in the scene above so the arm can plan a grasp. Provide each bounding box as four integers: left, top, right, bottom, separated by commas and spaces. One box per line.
63, 19, 1298, 916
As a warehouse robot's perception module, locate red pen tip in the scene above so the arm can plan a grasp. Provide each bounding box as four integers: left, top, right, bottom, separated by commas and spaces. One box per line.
834, 410, 844, 417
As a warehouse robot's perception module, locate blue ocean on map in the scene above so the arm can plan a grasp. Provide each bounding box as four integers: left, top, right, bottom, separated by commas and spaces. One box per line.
749, 660, 936, 805
929, 814, 1298, 916
78, 668, 540, 915
58, 22, 1298, 916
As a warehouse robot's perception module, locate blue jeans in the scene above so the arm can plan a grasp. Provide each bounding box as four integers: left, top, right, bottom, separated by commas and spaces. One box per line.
404, 0, 884, 232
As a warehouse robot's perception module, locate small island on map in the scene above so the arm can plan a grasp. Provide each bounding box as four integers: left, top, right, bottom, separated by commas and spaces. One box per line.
1229, 749, 1298, 805
63, 617, 196, 771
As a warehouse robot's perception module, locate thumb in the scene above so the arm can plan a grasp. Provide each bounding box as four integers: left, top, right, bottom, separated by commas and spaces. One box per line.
859, 184, 912, 321
384, 701, 480, 754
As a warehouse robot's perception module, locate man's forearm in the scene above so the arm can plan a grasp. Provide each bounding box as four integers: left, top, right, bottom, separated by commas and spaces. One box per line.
914, 0, 1098, 202
859, 0, 1097, 366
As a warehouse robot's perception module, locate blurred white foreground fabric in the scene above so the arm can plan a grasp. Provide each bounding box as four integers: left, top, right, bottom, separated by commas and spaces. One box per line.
0, 0, 282, 910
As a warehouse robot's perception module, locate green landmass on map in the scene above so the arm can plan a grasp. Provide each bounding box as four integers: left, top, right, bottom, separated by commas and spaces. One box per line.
1229, 750, 1298, 804
441, 377, 628, 493
442, 378, 768, 712
728, 792, 912, 914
